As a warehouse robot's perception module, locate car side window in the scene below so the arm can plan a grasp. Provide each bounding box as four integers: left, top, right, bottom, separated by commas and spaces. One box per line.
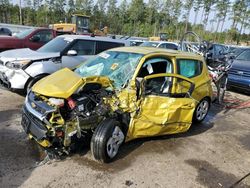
96, 41, 124, 54
137, 57, 173, 78
33, 30, 53, 43
166, 44, 178, 50
70, 40, 95, 55
158, 44, 166, 48
177, 59, 202, 78
144, 76, 193, 97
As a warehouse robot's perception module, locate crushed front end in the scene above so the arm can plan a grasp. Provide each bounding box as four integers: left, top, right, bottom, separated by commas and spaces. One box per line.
22, 84, 112, 155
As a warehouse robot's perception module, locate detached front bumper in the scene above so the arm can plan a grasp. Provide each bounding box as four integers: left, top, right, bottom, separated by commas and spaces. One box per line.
0, 65, 30, 90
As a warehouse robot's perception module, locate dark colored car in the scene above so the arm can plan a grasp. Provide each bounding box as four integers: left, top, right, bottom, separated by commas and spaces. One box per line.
228, 49, 250, 92
228, 46, 249, 58
0, 27, 12, 36
206, 43, 228, 65
0, 28, 60, 52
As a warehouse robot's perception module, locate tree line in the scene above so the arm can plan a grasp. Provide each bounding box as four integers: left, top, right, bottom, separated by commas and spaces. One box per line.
0, 0, 249, 44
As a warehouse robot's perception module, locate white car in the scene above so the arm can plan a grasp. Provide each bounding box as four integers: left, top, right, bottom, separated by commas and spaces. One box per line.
0, 35, 129, 93
140, 41, 178, 50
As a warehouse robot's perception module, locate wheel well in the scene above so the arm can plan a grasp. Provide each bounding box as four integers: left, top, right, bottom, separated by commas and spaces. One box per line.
204, 96, 212, 104
196, 96, 211, 111
24, 73, 49, 90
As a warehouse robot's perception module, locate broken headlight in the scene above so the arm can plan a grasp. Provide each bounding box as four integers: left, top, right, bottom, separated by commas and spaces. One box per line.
5, 60, 30, 70
48, 98, 64, 107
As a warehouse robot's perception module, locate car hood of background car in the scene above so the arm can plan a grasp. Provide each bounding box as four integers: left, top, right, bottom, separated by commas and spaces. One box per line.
32, 68, 112, 99
0, 48, 60, 63
232, 59, 250, 70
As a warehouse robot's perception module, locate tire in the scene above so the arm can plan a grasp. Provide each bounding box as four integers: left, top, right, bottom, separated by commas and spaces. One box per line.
218, 75, 228, 104
193, 98, 210, 123
91, 119, 125, 163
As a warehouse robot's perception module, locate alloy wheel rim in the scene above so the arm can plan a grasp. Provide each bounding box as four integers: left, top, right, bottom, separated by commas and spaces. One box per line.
106, 126, 124, 158
196, 100, 209, 121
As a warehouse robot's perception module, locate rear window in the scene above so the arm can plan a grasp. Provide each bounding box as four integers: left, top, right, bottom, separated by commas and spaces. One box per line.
177, 59, 203, 78
96, 41, 124, 54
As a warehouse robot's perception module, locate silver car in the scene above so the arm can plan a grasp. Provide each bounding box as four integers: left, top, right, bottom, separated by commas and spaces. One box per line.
0, 35, 129, 93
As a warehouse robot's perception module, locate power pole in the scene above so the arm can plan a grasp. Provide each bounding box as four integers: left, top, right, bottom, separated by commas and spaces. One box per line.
19, 0, 22, 25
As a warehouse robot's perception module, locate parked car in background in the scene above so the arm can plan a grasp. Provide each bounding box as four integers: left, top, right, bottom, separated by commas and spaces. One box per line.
129, 40, 144, 46
228, 48, 250, 92
0, 28, 66, 52
21, 47, 213, 162
228, 46, 249, 58
0, 27, 12, 36
205, 43, 228, 65
0, 35, 129, 93
140, 41, 178, 50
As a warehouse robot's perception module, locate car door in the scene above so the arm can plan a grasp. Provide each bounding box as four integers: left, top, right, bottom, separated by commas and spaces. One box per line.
127, 73, 196, 140
61, 39, 96, 69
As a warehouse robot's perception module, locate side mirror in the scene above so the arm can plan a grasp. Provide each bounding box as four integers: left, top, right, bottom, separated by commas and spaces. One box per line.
67, 50, 77, 56
30, 35, 40, 42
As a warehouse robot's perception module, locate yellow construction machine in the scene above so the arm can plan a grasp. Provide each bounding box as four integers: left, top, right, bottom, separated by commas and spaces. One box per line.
50, 14, 108, 36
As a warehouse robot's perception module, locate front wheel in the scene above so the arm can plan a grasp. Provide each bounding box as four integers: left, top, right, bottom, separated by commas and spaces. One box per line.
193, 98, 210, 123
91, 119, 125, 163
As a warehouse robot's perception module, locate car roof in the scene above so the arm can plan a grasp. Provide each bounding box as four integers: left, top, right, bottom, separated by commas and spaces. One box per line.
143, 41, 178, 45
57, 34, 130, 44
108, 47, 204, 60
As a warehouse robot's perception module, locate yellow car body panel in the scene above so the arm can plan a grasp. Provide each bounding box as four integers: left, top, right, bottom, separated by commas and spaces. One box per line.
126, 96, 195, 141
32, 68, 112, 99
125, 73, 196, 141
30, 47, 213, 146
32, 68, 83, 99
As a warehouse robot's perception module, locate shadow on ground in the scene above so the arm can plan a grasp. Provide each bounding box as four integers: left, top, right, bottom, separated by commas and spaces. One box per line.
186, 159, 248, 188
71, 108, 216, 172
0, 109, 43, 187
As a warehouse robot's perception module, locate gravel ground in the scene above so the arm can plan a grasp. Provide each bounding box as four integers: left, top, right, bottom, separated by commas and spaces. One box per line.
0, 88, 250, 188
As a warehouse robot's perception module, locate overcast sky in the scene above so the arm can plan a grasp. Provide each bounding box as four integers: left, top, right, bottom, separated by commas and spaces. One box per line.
12, 0, 249, 34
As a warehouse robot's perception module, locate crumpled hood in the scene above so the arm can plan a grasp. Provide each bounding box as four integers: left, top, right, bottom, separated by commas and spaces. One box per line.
0, 48, 59, 64
32, 68, 112, 99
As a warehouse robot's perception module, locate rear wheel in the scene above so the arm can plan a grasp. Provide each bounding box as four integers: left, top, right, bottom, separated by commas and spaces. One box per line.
193, 98, 210, 123
91, 119, 124, 163
217, 74, 228, 104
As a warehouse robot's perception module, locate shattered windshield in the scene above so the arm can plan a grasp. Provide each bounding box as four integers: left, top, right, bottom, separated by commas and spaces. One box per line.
75, 51, 143, 89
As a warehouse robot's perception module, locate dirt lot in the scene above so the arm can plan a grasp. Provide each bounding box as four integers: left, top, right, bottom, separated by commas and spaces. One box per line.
0, 88, 250, 188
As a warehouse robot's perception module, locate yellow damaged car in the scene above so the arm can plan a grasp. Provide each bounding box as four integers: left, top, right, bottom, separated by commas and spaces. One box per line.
21, 47, 213, 162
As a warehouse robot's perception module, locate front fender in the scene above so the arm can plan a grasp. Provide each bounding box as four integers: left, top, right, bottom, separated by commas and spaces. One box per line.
24, 60, 61, 77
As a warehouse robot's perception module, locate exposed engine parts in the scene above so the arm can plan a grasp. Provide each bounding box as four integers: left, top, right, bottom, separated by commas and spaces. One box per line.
22, 83, 114, 155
